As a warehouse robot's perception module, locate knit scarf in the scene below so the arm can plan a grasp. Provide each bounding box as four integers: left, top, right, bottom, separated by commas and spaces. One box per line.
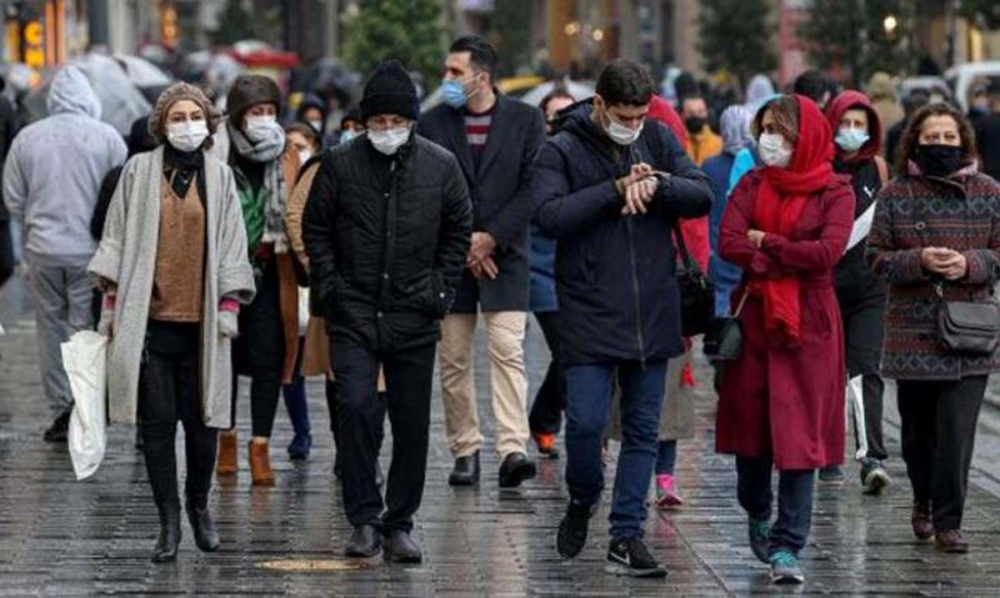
752, 95, 834, 346
228, 121, 289, 252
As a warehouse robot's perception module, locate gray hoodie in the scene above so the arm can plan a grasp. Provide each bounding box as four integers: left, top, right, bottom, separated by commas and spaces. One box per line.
3, 66, 127, 267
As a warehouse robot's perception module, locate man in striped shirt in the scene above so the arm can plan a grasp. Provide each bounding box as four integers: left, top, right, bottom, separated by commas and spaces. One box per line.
418, 36, 547, 491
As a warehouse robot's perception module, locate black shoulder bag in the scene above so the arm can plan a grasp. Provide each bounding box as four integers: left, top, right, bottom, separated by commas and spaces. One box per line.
673, 223, 715, 337
703, 290, 749, 361
906, 182, 1000, 355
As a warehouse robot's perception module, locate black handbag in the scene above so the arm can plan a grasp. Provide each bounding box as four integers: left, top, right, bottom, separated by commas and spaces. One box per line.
936, 283, 1000, 355
673, 223, 715, 337
703, 291, 750, 361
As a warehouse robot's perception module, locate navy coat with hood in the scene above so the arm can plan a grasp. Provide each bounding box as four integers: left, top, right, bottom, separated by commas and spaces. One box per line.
531, 103, 712, 366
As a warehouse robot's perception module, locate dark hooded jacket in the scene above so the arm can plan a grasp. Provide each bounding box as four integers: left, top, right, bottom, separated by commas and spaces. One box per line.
531, 103, 712, 365
826, 91, 888, 300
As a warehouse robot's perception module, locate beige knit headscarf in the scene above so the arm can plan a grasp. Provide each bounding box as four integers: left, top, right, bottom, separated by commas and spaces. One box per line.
148, 82, 220, 147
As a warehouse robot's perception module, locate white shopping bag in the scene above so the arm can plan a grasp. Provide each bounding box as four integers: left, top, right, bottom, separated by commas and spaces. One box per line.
61, 331, 108, 480
298, 287, 310, 337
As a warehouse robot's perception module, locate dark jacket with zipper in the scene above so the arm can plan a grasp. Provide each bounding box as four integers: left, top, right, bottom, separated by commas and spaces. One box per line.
417, 94, 546, 313
302, 134, 473, 352
531, 103, 712, 366
833, 157, 886, 302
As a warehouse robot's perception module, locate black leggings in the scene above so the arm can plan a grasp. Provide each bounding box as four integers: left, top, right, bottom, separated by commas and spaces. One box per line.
140, 322, 217, 513
231, 257, 285, 437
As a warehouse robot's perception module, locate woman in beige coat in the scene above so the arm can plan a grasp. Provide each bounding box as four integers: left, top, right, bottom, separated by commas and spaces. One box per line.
89, 83, 255, 563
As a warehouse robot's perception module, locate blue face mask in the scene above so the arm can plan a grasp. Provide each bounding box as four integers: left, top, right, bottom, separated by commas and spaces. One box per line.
441, 78, 469, 109
340, 130, 358, 143
835, 127, 870, 153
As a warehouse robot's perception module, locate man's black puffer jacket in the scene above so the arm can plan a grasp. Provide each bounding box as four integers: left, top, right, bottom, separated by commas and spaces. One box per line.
302, 133, 473, 352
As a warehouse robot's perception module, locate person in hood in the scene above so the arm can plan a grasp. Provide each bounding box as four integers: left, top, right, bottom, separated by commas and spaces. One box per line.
867, 72, 904, 142
745, 74, 776, 115
303, 59, 472, 563
3, 65, 127, 442
824, 90, 892, 493
418, 36, 546, 490
716, 94, 855, 585
296, 92, 327, 136
338, 107, 365, 144
703, 104, 753, 316
217, 75, 302, 487
88, 82, 255, 563
532, 59, 711, 578
867, 102, 1000, 555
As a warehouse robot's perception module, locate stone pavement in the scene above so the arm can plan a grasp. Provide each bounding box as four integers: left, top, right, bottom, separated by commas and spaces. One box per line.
3, 272, 1000, 596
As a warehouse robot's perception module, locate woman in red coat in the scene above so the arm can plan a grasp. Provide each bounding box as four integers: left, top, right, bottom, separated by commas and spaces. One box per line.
716, 94, 855, 584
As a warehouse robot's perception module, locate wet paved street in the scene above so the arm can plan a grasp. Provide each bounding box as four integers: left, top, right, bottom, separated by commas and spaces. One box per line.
4, 271, 1000, 596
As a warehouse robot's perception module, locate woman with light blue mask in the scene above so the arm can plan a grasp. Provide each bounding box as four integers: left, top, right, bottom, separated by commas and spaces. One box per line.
822, 89, 892, 492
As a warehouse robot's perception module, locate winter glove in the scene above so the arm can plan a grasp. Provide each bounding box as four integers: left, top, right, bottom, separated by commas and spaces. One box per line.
97, 294, 116, 338
219, 298, 240, 339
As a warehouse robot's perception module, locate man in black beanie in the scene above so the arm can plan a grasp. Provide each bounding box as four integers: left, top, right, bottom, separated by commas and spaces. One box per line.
303, 59, 473, 563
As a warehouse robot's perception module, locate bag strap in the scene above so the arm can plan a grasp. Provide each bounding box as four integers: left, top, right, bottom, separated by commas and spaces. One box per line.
875, 156, 889, 187
672, 222, 701, 275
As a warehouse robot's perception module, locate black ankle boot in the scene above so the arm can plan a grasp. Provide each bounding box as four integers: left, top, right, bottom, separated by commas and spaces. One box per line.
152, 502, 182, 563
186, 499, 220, 552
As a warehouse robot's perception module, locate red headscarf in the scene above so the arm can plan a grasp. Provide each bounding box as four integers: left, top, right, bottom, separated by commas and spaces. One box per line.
824, 90, 883, 162
753, 95, 834, 344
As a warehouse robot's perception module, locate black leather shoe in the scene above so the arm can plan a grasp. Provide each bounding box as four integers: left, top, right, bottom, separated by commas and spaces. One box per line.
152, 505, 182, 563
383, 529, 423, 564
498, 452, 537, 488
186, 500, 220, 552
448, 451, 480, 487
345, 525, 382, 558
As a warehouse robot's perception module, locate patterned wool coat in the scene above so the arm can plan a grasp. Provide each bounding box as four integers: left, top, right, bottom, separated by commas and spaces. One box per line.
866, 167, 1000, 380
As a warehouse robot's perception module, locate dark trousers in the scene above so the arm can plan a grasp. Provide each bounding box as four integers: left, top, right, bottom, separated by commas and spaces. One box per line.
897, 376, 987, 531
736, 455, 815, 556
840, 292, 888, 461
565, 360, 666, 540
528, 311, 565, 435
325, 378, 386, 475
139, 322, 218, 516
332, 337, 435, 532
231, 257, 285, 437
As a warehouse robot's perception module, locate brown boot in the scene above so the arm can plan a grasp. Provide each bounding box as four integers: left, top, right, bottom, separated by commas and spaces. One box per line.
216, 430, 238, 475
249, 440, 276, 486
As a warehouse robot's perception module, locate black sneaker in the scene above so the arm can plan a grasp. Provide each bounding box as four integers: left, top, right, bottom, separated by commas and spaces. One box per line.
606, 537, 667, 578
748, 517, 771, 564
43, 411, 71, 443
860, 459, 891, 495
556, 500, 592, 559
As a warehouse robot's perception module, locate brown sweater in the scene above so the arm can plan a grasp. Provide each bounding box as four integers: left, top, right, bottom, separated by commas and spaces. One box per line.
149, 174, 206, 322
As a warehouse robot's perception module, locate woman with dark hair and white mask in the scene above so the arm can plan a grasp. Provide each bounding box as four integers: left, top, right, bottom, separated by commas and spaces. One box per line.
89, 83, 255, 562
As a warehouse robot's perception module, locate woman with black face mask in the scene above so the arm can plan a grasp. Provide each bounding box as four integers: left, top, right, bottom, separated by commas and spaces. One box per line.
867, 102, 1000, 555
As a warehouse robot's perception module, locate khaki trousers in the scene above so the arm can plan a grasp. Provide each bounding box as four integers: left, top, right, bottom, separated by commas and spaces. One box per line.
439, 312, 529, 459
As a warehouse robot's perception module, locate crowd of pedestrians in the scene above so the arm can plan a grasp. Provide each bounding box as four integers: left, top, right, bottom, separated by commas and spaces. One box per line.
2, 38, 1000, 586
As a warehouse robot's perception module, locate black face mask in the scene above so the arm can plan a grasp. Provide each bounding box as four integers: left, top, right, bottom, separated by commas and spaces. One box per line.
684, 116, 706, 135
914, 144, 965, 178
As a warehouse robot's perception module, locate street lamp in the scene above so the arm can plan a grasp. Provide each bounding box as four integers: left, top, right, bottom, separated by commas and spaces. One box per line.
883, 14, 898, 36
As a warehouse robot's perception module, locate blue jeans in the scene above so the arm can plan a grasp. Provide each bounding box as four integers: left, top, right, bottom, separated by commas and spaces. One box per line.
656, 440, 677, 475
565, 360, 667, 540
736, 455, 815, 555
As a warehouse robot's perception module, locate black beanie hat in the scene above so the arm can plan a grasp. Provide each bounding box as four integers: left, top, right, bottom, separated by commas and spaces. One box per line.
227, 75, 282, 125
360, 60, 417, 122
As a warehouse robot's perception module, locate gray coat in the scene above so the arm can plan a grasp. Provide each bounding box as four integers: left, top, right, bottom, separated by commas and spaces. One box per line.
88, 147, 255, 427
418, 95, 546, 313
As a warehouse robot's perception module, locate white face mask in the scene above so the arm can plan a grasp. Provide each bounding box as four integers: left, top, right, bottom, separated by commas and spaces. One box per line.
298, 150, 313, 165
604, 110, 643, 146
308, 119, 323, 133
758, 132, 792, 168
369, 125, 411, 155
167, 120, 209, 153
244, 115, 280, 142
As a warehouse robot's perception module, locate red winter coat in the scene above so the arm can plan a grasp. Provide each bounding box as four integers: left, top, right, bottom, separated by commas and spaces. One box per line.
715, 170, 855, 470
